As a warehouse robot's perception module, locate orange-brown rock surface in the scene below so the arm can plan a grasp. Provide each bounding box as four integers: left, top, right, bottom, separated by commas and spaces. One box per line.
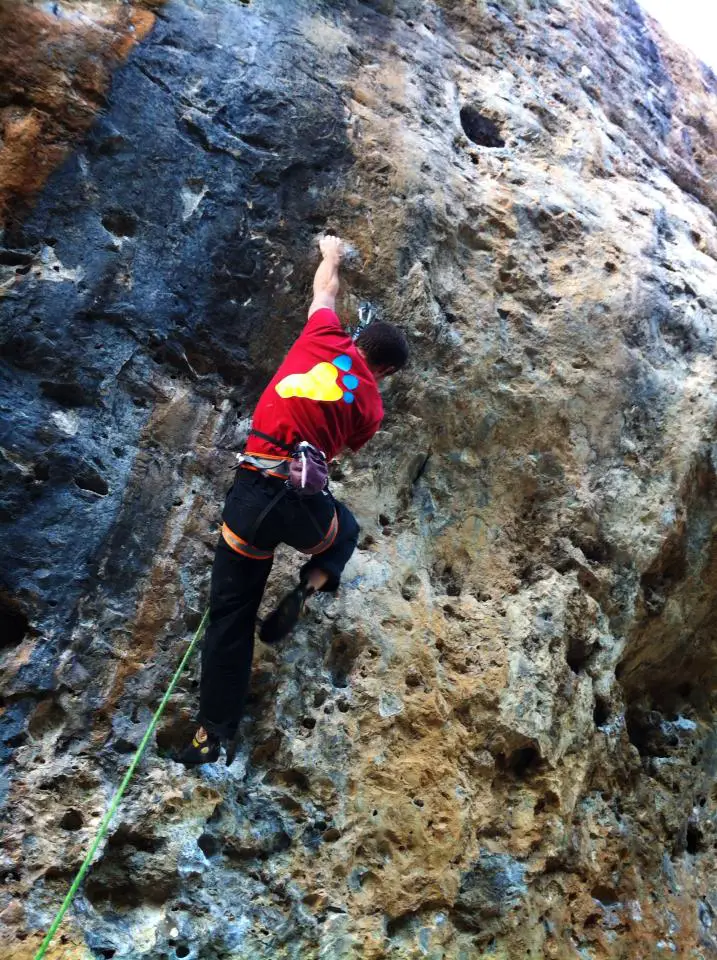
1, 1, 717, 958
0, 0, 157, 228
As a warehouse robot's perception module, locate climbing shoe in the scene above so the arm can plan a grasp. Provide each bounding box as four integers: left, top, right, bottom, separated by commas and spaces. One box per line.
177, 730, 220, 766
259, 582, 315, 646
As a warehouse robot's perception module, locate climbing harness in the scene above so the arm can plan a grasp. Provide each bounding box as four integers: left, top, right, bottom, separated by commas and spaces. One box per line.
242, 429, 328, 497
223, 430, 332, 559
33, 609, 210, 960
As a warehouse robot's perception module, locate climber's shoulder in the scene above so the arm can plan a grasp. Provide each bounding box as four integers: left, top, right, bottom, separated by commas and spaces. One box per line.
303, 305, 343, 337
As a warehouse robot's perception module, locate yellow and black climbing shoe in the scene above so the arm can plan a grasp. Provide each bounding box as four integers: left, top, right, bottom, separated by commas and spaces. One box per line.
259, 582, 314, 646
177, 730, 220, 766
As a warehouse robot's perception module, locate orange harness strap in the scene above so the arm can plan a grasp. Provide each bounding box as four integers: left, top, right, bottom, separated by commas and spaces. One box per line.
221, 523, 274, 561
221, 509, 338, 562
239, 454, 290, 481
302, 510, 339, 556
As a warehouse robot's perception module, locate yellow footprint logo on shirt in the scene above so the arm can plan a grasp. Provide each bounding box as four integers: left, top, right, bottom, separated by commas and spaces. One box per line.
276, 355, 359, 404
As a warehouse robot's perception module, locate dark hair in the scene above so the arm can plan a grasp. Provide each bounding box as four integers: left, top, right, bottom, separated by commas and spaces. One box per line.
355, 321, 409, 373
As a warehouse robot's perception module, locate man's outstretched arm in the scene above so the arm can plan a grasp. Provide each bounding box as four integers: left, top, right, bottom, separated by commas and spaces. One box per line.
308, 235, 345, 318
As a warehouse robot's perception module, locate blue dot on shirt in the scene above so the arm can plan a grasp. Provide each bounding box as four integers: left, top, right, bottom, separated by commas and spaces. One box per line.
334, 355, 352, 372
343, 391, 355, 404
342, 374, 359, 390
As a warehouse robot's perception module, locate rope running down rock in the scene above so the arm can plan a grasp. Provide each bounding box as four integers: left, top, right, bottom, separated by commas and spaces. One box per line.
34, 608, 210, 960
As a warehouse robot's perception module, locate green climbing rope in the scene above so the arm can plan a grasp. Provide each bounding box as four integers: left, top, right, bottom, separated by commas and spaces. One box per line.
34, 608, 210, 960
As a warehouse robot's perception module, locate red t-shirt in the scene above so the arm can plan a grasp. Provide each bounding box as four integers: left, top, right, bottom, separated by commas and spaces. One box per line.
247, 308, 383, 462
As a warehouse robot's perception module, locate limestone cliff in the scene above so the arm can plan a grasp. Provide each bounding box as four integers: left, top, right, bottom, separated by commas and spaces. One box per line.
1, 1, 717, 958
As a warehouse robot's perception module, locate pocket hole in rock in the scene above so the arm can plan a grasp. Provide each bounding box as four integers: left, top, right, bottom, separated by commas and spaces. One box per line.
0, 249, 33, 266
459, 105, 505, 147
326, 630, 363, 688
401, 573, 420, 601
686, 823, 704, 854
74, 471, 109, 496
197, 833, 219, 857
175, 947, 190, 959
33, 461, 50, 482
40, 380, 91, 407
101, 210, 138, 237
593, 697, 610, 728
277, 768, 310, 791
433, 562, 462, 597
0, 592, 29, 647
497, 745, 542, 778
59, 809, 84, 831
591, 883, 618, 904
566, 634, 594, 674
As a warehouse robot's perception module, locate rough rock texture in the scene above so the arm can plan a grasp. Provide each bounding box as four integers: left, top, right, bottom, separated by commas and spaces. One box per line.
0, 0, 157, 228
1, 1, 717, 958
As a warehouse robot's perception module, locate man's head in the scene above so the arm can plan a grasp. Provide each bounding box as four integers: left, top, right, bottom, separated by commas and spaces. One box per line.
356, 322, 409, 379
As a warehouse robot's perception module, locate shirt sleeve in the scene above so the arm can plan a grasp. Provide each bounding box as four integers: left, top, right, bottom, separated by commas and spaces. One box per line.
303, 307, 343, 337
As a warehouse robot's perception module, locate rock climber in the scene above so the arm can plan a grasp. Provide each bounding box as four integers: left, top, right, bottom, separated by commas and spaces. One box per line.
179, 235, 409, 765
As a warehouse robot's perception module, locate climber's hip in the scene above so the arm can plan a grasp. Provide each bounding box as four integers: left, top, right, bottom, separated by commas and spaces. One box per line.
220, 468, 337, 560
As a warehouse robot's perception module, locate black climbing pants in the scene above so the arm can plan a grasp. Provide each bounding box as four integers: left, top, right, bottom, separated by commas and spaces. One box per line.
199, 467, 360, 739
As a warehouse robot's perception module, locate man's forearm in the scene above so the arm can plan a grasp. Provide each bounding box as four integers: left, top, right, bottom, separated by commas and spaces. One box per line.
308, 235, 345, 317
313, 252, 341, 303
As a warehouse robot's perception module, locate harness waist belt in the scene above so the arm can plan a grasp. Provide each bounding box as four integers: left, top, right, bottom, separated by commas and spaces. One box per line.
236, 453, 291, 479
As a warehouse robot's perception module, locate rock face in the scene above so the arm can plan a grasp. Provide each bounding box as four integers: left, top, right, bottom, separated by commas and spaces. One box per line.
1, 0, 717, 957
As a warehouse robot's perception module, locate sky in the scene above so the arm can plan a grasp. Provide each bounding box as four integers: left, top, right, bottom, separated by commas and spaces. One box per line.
638, 0, 717, 71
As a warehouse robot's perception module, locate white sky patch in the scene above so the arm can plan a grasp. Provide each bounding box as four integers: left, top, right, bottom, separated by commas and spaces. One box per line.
639, 0, 717, 71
